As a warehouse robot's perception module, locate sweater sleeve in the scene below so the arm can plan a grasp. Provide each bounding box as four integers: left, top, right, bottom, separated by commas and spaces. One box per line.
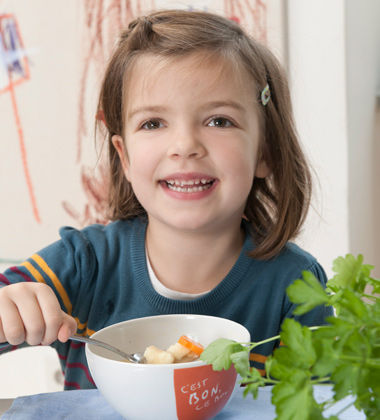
282, 261, 334, 327
0, 226, 98, 354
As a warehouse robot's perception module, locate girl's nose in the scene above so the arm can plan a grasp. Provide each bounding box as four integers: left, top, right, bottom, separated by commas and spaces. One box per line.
167, 128, 206, 159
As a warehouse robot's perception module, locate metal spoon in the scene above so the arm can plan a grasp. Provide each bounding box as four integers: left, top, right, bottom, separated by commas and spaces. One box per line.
69, 335, 146, 364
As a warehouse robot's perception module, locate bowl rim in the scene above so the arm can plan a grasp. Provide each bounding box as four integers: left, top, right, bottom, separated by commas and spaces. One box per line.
85, 314, 250, 368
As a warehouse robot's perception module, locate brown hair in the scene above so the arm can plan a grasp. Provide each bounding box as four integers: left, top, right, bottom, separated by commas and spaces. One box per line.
98, 9, 312, 259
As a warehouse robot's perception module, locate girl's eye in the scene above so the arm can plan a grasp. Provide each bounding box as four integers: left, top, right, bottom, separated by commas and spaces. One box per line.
140, 119, 163, 130
207, 117, 234, 128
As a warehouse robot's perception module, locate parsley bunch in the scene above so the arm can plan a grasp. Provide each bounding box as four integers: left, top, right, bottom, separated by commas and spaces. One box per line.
200, 254, 380, 419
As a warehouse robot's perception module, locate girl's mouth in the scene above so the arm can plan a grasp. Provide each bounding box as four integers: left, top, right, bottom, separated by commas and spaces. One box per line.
163, 178, 215, 193
158, 174, 218, 199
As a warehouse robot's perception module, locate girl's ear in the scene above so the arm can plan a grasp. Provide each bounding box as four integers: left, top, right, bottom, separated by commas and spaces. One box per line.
112, 135, 130, 178
255, 158, 270, 179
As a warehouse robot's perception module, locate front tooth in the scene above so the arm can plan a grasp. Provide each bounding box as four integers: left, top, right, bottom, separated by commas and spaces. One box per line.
175, 180, 180, 186
180, 180, 196, 186
194, 179, 200, 185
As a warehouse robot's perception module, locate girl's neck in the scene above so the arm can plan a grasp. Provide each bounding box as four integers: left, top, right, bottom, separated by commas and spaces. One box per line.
145, 221, 244, 294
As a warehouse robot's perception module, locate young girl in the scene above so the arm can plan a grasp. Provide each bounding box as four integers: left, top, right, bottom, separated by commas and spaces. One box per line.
0, 9, 332, 389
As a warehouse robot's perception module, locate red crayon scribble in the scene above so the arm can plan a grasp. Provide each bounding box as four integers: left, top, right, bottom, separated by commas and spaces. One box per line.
0, 14, 41, 223
224, 0, 267, 42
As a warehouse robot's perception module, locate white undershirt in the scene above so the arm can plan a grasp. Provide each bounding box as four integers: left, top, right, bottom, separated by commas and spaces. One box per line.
146, 253, 210, 300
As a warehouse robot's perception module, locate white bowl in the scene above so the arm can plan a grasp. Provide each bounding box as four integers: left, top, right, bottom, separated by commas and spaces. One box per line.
86, 314, 250, 420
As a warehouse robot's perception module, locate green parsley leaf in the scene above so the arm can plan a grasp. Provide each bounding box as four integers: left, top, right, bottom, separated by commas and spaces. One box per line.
287, 271, 329, 315
271, 372, 314, 420
230, 349, 250, 377
311, 337, 337, 377
266, 356, 296, 380
241, 368, 265, 399
200, 338, 246, 371
242, 379, 262, 399
330, 362, 361, 400
328, 254, 378, 294
338, 289, 369, 319
278, 318, 316, 370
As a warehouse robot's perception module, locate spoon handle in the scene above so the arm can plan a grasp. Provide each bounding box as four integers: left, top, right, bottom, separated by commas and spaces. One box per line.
69, 335, 132, 361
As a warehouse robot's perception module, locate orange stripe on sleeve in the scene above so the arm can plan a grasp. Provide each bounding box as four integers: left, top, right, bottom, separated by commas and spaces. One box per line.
85, 327, 96, 337
73, 318, 95, 336
30, 254, 73, 315
75, 317, 87, 331
249, 353, 267, 364
74, 326, 96, 337
21, 261, 46, 284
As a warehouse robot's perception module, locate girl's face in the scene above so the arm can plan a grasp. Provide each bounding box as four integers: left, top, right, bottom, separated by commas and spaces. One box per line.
113, 52, 268, 235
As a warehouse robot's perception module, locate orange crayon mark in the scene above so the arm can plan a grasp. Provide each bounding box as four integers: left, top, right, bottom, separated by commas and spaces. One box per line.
8, 78, 41, 223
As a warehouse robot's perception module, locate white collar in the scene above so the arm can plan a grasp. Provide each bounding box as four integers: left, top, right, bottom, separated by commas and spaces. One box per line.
146, 251, 210, 300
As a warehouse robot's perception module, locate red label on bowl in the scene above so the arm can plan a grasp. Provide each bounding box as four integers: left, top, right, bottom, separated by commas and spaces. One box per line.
173, 364, 237, 420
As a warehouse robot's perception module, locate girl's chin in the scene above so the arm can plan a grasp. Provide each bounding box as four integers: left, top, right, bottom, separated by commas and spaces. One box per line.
155, 220, 214, 233
147, 213, 239, 235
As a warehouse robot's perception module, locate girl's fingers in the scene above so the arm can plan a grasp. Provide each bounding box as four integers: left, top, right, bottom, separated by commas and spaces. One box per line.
0, 298, 26, 345
0, 283, 76, 346
35, 285, 74, 345
16, 294, 46, 346
57, 313, 77, 343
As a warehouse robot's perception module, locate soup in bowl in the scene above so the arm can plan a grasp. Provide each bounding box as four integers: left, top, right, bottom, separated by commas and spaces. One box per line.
85, 314, 250, 420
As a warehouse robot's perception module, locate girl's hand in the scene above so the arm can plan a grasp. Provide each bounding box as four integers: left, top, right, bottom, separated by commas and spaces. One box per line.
0, 283, 77, 346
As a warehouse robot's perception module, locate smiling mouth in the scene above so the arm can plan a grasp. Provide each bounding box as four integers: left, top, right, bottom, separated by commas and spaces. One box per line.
161, 178, 215, 193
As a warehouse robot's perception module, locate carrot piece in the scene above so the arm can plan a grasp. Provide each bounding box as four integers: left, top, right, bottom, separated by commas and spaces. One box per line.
178, 335, 204, 356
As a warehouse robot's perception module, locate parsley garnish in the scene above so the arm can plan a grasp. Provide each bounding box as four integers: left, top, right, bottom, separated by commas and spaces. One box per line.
200, 254, 380, 419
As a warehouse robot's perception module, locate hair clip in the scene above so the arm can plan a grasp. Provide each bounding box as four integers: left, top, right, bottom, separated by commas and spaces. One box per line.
260, 83, 271, 106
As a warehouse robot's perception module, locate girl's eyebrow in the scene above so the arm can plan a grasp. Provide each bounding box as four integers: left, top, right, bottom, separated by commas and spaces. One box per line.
200, 100, 246, 113
127, 105, 168, 120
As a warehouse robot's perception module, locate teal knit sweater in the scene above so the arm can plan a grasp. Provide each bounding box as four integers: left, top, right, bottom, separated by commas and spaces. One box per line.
0, 218, 333, 389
